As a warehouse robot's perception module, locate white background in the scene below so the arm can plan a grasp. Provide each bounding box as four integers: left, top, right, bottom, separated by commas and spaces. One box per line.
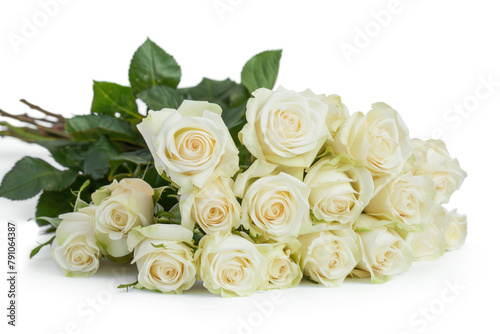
1, 0, 499, 333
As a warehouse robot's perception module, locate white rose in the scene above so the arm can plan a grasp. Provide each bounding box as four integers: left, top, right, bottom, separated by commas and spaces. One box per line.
355, 215, 413, 283
265, 239, 302, 290
324, 94, 349, 135
241, 172, 311, 241
239, 86, 330, 167
411, 139, 467, 204
137, 100, 239, 193
364, 173, 435, 232
93, 178, 154, 259
233, 158, 304, 199
298, 228, 361, 287
51, 206, 101, 277
332, 103, 413, 192
195, 233, 271, 297
304, 155, 374, 227
404, 205, 447, 261
180, 176, 241, 235
443, 209, 467, 251
127, 224, 196, 294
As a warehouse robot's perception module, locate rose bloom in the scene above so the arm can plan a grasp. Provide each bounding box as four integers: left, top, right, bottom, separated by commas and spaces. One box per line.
233, 158, 305, 199
180, 176, 241, 235
239, 86, 331, 168
92, 178, 154, 259
195, 233, 271, 297
323, 94, 349, 135
240, 172, 311, 241
137, 100, 239, 193
265, 239, 302, 290
51, 206, 101, 277
298, 227, 361, 287
332, 103, 413, 192
411, 139, 467, 204
404, 204, 447, 261
304, 155, 374, 227
443, 208, 467, 251
364, 173, 435, 232
354, 214, 413, 283
127, 224, 196, 294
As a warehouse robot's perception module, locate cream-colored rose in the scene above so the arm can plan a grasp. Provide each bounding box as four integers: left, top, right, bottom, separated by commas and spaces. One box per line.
93, 178, 154, 259
355, 215, 413, 283
180, 176, 241, 235
265, 239, 302, 290
404, 205, 447, 261
298, 227, 361, 287
304, 155, 374, 227
127, 224, 196, 294
443, 209, 467, 251
51, 206, 101, 277
324, 94, 349, 135
241, 172, 311, 241
332, 103, 413, 192
364, 173, 435, 232
239, 86, 330, 168
411, 139, 467, 204
195, 233, 271, 297
137, 100, 239, 193
233, 159, 304, 198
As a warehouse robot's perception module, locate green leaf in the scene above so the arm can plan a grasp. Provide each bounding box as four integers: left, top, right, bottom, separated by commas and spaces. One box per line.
36, 190, 74, 226
83, 137, 120, 179
221, 102, 247, 130
36, 140, 92, 169
30, 236, 55, 259
228, 83, 251, 108
137, 85, 184, 110
183, 78, 250, 132
66, 115, 137, 143
142, 164, 168, 189
153, 186, 175, 205
241, 50, 282, 93
74, 180, 91, 211
129, 38, 181, 96
91, 81, 140, 120
33, 217, 62, 228
0, 157, 77, 200
157, 202, 181, 224
186, 78, 236, 102
110, 149, 153, 165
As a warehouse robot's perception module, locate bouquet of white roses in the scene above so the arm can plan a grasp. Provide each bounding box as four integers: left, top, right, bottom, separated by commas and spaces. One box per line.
0, 39, 467, 297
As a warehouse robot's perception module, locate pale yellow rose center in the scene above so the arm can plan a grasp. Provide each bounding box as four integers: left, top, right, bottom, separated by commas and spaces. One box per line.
110, 209, 129, 231
269, 257, 291, 282
66, 246, 94, 267
373, 244, 400, 271
168, 129, 216, 165
220, 258, 248, 285
150, 254, 183, 284
192, 198, 232, 230
275, 110, 304, 139
368, 129, 396, 168
323, 196, 355, 216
